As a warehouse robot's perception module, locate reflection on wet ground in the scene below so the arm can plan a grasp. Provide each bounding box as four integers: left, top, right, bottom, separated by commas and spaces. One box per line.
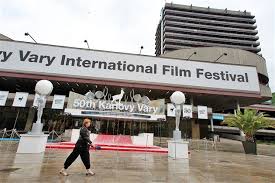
0, 142, 275, 183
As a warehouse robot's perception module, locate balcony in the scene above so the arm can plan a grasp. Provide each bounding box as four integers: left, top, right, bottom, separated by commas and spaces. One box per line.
164, 20, 258, 35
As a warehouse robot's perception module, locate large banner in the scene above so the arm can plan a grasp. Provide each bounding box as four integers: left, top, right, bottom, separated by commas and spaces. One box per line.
198, 106, 208, 119
0, 91, 9, 106
182, 105, 193, 118
12, 92, 29, 107
67, 91, 165, 115
52, 95, 66, 109
65, 91, 166, 121
0, 40, 260, 93
167, 103, 176, 117
167, 104, 193, 118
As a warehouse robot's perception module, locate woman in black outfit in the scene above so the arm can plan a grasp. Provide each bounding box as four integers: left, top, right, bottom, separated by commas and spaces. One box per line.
60, 118, 95, 176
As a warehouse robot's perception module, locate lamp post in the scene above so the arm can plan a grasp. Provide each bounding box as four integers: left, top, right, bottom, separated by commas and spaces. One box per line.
84, 40, 90, 49
17, 80, 53, 154
170, 91, 185, 141
139, 46, 144, 54
24, 32, 37, 43
31, 80, 53, 134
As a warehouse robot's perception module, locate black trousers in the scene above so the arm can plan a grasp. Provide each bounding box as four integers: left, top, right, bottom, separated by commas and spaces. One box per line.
64, 145, 90, 169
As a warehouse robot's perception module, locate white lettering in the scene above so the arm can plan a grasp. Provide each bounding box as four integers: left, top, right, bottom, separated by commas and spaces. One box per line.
73, 99, 80, 108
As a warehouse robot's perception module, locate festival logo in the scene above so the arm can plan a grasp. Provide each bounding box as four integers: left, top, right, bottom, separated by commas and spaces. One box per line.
66, 88, 165, 115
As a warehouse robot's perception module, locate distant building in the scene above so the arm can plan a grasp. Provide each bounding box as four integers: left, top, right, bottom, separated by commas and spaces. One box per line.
155, 3, 260, 56
0, 3, 273, 140
0, 33, 13, 41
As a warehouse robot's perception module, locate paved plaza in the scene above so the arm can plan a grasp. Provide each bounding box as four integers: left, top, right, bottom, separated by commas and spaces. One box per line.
0, 143, 275, 183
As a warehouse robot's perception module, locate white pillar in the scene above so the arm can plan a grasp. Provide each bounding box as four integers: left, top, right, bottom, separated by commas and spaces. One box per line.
210, 117, 214, 132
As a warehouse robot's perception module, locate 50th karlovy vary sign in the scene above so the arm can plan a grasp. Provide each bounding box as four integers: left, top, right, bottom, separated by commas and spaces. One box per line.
0, 40, 260, 93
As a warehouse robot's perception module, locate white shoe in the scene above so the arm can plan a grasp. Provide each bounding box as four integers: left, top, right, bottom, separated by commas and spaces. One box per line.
86, 169, 95, 176
59, 168, 68, 176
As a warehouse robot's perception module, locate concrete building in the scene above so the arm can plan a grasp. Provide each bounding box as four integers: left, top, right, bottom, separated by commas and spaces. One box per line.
0, 5, 273, 140
155, 3, 261, 55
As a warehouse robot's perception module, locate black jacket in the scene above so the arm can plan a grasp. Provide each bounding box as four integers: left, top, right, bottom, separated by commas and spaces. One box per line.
76, 127, 92, 148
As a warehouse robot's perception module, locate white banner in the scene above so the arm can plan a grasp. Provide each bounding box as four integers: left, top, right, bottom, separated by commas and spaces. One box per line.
52, 95, 66, 109
167, 103, 176, 117
0, 91, 9, 106
197, 106, 208, 119
0, 40, 260, 93
182, 105, 193, 118
12, 92, 29, 107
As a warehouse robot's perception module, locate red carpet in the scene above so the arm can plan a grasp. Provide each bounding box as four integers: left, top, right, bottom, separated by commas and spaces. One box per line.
93, 134, 133, 145
46, 134, 168, 153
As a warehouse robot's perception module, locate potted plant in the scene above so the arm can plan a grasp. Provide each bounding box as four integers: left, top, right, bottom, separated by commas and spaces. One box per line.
222, 109, 274, 155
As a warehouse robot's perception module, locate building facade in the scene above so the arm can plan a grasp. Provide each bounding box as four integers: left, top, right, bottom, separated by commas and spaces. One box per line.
0, 4, 273, 140
0, 38, 272, 139
155, 3, 260, 55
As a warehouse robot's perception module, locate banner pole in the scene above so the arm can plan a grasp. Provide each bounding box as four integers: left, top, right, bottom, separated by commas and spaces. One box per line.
12, 109, 20, 130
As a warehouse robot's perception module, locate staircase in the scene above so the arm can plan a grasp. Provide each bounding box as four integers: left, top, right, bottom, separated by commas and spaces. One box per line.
46, 134, 168, 153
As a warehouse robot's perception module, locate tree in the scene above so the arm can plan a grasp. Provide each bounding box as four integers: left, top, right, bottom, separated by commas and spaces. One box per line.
222, 109, 275, 142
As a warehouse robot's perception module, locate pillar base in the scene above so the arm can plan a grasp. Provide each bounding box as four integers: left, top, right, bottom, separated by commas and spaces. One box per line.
17, 134, 48, 154
168, 140, 189, 159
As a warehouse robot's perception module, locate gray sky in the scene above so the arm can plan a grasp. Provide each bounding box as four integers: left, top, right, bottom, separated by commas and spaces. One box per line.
0, 0, 274, 91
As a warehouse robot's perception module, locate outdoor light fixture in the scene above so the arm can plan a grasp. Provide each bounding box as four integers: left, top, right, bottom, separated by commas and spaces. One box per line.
214, 53, 227, 62
170, 91, 186, 140
17, 80, 53, 153
84, 40, 90, 49
139, 46, 144, 54
31, 80, 53, 134
187, 51, 197, 60
24, 32, 37, 43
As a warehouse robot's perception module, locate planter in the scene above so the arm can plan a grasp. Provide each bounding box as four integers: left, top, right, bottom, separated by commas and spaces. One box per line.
242, 141, 257, 155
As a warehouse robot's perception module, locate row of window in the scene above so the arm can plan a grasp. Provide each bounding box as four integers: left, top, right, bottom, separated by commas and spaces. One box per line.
163, 29, 258, 42
164, 33, 259, 47
164, 21, 257, 36
163, 40, 260, 53
165, 6, 254, 19
164, 14, 256, 30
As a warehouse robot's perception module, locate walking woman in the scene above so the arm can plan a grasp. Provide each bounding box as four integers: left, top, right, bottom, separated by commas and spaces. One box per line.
60, 118, 95, 176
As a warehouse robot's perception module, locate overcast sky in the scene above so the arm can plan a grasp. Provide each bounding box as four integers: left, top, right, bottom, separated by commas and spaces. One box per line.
0, 0, 274, 91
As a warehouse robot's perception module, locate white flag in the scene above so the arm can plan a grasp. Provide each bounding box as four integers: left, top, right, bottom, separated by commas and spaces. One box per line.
182, 105, 192, 118
0, 91, 9, 106
12, 92, 29, 107
52, 95, 66, 109
198, 106, 208, 119
167, 103, 176, 117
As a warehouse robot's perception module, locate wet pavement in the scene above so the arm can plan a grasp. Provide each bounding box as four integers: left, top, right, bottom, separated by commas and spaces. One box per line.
0, 143, 275, 183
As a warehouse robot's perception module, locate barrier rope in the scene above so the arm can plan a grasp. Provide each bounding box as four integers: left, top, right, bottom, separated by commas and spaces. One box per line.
0, 129, 21, 139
